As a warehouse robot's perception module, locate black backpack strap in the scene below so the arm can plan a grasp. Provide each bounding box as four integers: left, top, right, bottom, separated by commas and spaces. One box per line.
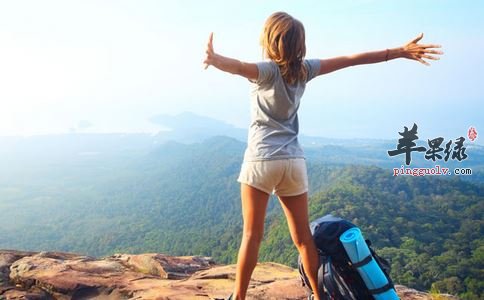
349, 246, 395, 297
351, 254, 372, 268
317, 255, 329, 300
298, 255, 311, 290
368, 282, 394, 295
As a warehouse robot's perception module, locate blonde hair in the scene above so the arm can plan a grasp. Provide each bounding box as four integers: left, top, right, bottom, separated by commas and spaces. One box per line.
260, 12, 307, 85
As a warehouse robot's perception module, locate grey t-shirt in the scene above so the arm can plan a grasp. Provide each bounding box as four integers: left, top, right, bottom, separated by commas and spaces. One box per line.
243, 58, 321, 162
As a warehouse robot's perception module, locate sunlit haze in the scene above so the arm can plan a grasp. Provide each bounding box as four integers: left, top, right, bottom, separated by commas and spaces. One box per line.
0, 1, 482, 142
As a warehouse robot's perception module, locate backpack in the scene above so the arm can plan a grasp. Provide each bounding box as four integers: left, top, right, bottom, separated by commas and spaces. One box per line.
298, 214, 395, 300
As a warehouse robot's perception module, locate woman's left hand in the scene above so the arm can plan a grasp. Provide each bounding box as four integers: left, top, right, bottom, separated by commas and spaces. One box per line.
401, 33, 443, 66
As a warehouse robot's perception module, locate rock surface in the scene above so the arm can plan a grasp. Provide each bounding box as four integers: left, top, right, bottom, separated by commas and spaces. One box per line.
0, 249, 459, 300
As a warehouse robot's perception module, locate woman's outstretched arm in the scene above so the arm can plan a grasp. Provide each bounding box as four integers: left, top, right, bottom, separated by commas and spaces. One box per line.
203, 32, 258, 81
317, 33, 443, 76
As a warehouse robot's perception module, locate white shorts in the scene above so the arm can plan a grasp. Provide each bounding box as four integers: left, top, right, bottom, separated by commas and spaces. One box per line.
237, 158, 308, 197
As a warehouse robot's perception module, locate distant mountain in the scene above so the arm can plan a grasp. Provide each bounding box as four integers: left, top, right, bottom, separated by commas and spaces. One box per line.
2, 111, 482, 180
150, 111, 247, 143
147, 112, 484, 183
148, 111, 404, 147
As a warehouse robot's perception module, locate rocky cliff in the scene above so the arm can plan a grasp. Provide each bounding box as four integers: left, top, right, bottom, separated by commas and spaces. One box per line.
0, 250, 458, 300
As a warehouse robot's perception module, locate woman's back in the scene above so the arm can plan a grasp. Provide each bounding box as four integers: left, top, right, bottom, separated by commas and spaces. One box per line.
244, 59, 320, 162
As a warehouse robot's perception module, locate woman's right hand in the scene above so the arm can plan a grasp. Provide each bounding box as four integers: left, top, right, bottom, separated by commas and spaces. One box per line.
400, 33, 443, 66
203, 32, 216, 69
201, 32, 258, 80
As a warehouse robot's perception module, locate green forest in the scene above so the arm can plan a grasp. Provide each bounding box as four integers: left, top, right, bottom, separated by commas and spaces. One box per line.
0, 135, 482, 299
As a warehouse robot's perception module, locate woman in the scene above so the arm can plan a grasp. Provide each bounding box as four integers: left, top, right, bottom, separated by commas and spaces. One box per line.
203, 11, 442, 300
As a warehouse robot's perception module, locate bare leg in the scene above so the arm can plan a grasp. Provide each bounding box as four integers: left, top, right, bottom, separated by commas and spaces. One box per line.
278, 192, 321, 300
232, 183, 270, 300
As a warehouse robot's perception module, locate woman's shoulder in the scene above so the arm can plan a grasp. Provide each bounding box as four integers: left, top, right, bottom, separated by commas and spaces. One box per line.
256, 59, 278, 68
303, 58, 320, 66
303, 59, 321, 83
253, 60, 279, 85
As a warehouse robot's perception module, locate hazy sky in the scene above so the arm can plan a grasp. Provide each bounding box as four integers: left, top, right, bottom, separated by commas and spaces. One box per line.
0, 1, 482, 142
